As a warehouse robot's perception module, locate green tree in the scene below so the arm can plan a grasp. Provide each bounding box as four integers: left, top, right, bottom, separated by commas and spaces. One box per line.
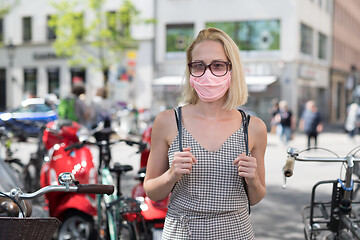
0, 0, 19, 45
48, 0, 152, 84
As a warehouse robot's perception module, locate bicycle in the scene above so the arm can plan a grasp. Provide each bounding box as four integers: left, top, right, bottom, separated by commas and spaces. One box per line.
0, 126, 24, 179
283, 146, 360, 240
0, 172, 114, 240
65, 127, 147, 240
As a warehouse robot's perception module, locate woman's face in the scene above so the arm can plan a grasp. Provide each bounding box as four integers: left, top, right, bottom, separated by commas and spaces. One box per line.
191, 40, 228, 66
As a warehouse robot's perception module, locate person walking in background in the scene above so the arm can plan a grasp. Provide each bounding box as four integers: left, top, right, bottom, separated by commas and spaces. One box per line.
299, 100, 323, 148
275, 100, 295, 146
91, 87, 113, 128
144, 27, 266, 239
58, 83, 91, 127
345, 102, 360, 139
269, 99, 279, 134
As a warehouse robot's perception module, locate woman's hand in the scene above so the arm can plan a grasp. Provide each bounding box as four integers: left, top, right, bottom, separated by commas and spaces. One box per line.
233, 153, 258, 184
169, 147, 197, 182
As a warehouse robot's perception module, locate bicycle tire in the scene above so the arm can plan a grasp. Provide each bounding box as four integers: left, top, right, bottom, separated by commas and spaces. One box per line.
119, 220, 137, 240
352, 186, 360, 219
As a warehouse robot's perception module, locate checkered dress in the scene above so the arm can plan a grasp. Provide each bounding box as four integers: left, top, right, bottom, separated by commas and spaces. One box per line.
162, 108, 254, 239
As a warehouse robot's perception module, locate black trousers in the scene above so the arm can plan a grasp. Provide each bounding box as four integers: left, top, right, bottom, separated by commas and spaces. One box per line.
306, 131, 318, 148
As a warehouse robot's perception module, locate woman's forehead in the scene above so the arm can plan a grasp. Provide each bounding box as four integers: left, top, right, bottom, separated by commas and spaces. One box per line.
191, 40, 227, 62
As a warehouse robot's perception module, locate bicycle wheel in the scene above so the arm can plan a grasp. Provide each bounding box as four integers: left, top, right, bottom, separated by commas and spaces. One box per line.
57, 211, 96, 240
352, 186, 360, 218
119, 220, 137, 240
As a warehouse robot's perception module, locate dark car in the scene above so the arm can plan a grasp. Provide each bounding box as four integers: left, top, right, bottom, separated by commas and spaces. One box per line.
0, 98, 58, 140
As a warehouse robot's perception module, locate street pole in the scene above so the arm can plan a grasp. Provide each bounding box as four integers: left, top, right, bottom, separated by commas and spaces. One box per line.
6, 40, 16, 108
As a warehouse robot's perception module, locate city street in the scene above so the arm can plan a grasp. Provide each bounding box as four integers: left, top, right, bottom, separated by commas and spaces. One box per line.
7, 126, 360, 239
251, 128, 359, 239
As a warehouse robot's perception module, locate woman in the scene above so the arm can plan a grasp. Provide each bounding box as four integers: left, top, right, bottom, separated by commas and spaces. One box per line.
144, 28, 267, 239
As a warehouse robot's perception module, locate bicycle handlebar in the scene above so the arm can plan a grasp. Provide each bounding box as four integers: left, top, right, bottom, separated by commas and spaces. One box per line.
64, 138, 147, 152
4, 184, 114, 200
283, 147, 360, 178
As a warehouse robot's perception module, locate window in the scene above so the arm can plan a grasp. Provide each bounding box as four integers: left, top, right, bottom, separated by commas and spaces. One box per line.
47, 15, 56, 40
47, 68, 60, 96
23, 17, 32, 42
24, 68, 37, 97
71, 68, 86, 85
318, 32, 327, 60
0, 18, 3, 42
300, 23, 313, 55
206, 19, 281, 51
166, 24, 194, 53
107, 11, 117, 32
72, 13, 84, 40
0, 69, 6, 111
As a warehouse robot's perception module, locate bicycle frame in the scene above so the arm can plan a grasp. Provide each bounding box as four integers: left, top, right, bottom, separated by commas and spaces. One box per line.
284, 148, 360, 240
91, 136, 144, 240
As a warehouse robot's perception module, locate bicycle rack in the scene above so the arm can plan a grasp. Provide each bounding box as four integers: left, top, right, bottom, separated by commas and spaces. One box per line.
302, 179, 360, 240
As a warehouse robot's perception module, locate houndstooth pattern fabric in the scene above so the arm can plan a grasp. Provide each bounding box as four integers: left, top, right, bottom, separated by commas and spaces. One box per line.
162, 108, 254, 239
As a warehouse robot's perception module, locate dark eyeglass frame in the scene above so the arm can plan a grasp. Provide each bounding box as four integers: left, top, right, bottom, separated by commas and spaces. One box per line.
188, 60, 232, 77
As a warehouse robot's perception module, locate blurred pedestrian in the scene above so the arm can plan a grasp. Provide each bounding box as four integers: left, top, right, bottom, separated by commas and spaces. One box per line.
91, 87, 113, 128
345, 103, 360, 139
269, 99, 279, 134
299, 100, 323, 148
58, 83, 91, 127
275, 100, 295, 146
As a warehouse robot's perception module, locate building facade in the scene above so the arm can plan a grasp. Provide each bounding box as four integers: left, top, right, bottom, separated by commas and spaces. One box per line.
330, 0, 360, 124
0, 0, 155, 110
154, 0, 333, 127
0, 0, 340, 130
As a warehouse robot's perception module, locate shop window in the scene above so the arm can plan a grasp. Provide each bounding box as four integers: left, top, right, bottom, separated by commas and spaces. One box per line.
300, 23, 313, 55
23, 16, 32, 42
71, 68, 86, 85
47, 15, 56, 40
47, 68, 60, 97
318, 32, 327, 60
24, 68, 37, 97
207, 20, 280, 51
166, 24, 194, 53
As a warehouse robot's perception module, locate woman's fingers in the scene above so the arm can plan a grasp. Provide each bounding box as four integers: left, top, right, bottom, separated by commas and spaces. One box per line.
233, 153, 257, 178
170, 148, 197, 181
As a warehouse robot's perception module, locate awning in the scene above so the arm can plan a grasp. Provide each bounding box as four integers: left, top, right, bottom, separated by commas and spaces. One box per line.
153, 76, 183, 86
152, 75, 277, 92
246, 76, 277, 92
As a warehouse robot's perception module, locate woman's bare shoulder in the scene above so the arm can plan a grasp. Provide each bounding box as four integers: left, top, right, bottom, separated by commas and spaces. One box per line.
152, 109, 178, 144
248, 115, 267, 138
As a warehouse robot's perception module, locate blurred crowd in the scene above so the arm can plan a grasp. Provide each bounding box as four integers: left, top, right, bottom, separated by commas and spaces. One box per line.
269, 97, 360, 147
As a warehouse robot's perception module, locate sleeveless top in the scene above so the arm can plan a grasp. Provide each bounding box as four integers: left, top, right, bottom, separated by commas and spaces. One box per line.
162, 107, 254, 240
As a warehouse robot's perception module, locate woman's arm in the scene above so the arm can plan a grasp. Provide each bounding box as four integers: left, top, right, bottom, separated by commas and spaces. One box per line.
143, 110, 197, 201
233, 116, 267, 206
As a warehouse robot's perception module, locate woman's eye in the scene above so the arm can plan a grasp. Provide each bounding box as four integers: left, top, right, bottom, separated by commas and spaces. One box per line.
193, 63, 204, 70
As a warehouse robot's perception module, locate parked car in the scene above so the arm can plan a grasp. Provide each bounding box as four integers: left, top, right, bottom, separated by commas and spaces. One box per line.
0, 98, 58, 140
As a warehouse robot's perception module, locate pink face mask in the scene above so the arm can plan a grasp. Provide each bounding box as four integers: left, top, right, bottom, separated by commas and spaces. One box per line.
190, 70, 231, 102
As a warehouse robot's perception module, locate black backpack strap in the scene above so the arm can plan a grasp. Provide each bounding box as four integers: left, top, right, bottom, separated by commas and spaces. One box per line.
174, 106, 183, 152
238, 109, 251, 214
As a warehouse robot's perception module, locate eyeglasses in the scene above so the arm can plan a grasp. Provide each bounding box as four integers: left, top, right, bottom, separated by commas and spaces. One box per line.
188, 61, 232, 77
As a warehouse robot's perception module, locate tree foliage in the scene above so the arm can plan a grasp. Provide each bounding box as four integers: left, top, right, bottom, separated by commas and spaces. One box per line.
0, 0, 18, 18
48, 0, 149, 79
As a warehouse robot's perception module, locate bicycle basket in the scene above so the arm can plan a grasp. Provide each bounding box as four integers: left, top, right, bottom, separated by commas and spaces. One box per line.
0, 217, 61, 240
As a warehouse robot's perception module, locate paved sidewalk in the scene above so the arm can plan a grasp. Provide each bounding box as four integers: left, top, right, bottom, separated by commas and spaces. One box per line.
251, 129, 359, 239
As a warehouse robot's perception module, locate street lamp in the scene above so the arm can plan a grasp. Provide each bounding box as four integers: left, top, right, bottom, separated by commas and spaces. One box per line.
6, 40, 15, 68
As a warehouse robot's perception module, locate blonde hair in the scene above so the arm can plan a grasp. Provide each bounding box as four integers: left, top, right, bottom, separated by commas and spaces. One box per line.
182, 27, 248, 110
